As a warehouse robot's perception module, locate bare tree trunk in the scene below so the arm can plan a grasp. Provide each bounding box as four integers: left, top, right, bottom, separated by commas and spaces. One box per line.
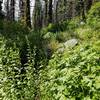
6, 0, 10, 20
26, 0, 31, 28
44, 0, 48, 25
72, 0, 76, 18
78, 0, 86, 21
33, 0, 42, 30
64, 0, 67, 19
86, 0, 93, 12
81, 0, 86, 20
19, 0, 31, 28
0, 1, 2, 17
48, 0, 53, 23
55, 0, 58, 23
19, 0, 25, 19
10, 0, 15, 21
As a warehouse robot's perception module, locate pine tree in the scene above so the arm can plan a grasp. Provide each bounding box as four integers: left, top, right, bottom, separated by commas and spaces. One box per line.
26, 0, 31, 28
10, 0, 15, 21
33, 0, 42, 30
48, 0, 53, 23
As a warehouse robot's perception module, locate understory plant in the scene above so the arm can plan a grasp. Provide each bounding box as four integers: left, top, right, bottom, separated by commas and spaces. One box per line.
40, 43, 100, 100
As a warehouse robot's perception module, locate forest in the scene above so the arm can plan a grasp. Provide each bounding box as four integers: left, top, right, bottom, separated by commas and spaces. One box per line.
0, 0, 100, 100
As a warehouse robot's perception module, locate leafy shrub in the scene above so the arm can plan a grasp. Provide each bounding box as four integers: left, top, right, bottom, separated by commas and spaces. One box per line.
40, 43, 100, 100
0, 35, 35, 100
75, 26, 93, 40
1, 21, 29, 40
75, 24, 100, 42
87, 2, 100, 29
42, 21, 69, 33
67, 19, 79, 31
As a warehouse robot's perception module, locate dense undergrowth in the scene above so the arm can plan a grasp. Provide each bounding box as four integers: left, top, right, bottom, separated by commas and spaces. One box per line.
0, 2, 100, 100
40, 2, 100, 100
40, 42, 100, 100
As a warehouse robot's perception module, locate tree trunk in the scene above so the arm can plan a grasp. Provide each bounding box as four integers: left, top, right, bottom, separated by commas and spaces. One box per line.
55, 0, 58, 23
86, 0, 93, 12
10, 0, 15, 21
0, 1, 2, 18
81, 0, 86, 20
19, 0, 25, 19
6, 0, 10, 20
26, 0, 31, 28
64, 0, 67, 19
33, 0, 42, 30
48, 0, 53, 23
45, 0, 48, 25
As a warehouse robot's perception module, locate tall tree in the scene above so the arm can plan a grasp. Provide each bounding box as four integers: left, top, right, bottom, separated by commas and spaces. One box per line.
77, 0, 86, 21
48, 0, 53, 23
63, 0, 67, 19
33, 0, 42, 30
0, 0, 2, 17
6, 0, 10, 20
55, 0, 59, 23
26, 0, 31, 28
86, 0, 93, 12
10, 0, 15, 21
19, 0, 31, 28
81, 0, 86, 20
19, 0, 25, 19
44, 0, 48, 25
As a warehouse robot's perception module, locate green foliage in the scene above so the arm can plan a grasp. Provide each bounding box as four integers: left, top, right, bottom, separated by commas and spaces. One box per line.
0, 37, 21, 99
87, 2, 100, 29
67, 19, 79, 31
75, 25, 100, 42
0, 2, 100, 99
76, 26, 93, 40
42, 18, 80, 43
42, 21, 69, 33
40, 43, 100, 100
41, 15, 100, 99
0, 18, 46, 99
43, 19, 80, 34
0, 35, 36, 100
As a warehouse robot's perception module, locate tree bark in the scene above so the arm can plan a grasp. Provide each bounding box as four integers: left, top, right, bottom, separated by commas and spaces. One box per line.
10, 0, 15, 21
19, 0, 25, 18
26, 0, 31, 28
33, 0, 42, 30
6, 0, 10, 20
45, 0, 48, 25
0, 1, 2, 18
48, 0, 53, 23
86, 0, 93, 12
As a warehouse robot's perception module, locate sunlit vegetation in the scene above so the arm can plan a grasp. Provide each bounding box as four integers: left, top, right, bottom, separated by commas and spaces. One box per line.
0, 1, 100, 100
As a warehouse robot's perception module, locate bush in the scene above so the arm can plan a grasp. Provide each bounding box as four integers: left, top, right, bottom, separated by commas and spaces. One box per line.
1, 21, 29, 40
87, 2, 100, 29
67, 19, 79, 31
75, 26, 93, 40
75, 24, 100, 42
0, 20, 47, 99
40, 43, 100, 100
42, 21, 69, 33
0, 35, 36, 100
